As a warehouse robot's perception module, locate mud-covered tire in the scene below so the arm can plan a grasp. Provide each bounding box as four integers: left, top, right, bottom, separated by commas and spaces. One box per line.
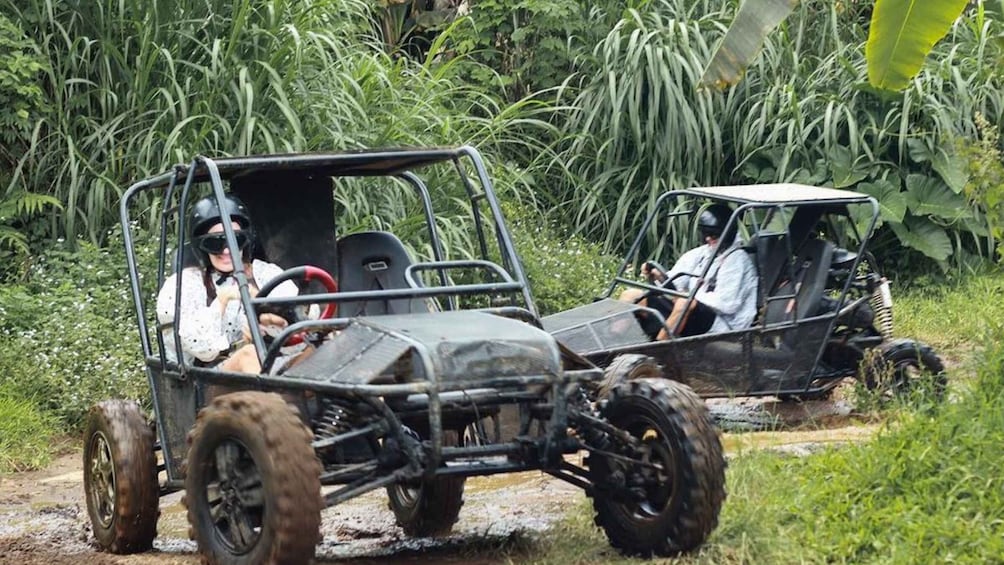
184, 392, 322, 565
83, 400, 160, 554
862, 338, 947, 401
597, 354, 662, 399
387, 429, 465, 537
589, 378, 726, 557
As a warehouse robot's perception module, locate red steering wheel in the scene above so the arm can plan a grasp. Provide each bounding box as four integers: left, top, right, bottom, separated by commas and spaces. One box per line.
255, 265, 338, 346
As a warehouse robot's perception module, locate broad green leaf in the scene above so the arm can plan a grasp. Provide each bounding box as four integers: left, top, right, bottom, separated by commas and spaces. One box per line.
904, 174, 972, 221
905, 138, 932, 164
931, 148, 969, 193
906, 139, 969, 193
866, 0, 969, 91
857, 179, 907, 225
889, 215, 953, 261
699, 0, 799, 89
960, 216, 990, 237
829, 145, 869, 188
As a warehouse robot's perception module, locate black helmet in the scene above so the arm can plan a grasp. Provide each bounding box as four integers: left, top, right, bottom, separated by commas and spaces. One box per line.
697, 203, 734, 245
188, 194, 253, 267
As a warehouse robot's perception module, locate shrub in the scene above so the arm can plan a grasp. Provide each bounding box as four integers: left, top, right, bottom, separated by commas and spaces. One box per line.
507, 204, 620, 316
0, 228, 155, 430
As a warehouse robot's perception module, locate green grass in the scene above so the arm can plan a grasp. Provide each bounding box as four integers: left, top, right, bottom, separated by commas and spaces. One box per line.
0, 385, 54, 473
529, 380, 1004, 564
893, 270, 1004, 367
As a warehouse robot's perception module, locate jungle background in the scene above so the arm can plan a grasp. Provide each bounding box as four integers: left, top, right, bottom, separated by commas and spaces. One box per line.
2, 0, 1004, 562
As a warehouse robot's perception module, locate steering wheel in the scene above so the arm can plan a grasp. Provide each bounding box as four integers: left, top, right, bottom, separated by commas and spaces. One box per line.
255, 265, 338, 346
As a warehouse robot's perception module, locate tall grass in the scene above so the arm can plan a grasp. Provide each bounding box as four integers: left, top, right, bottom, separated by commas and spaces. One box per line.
0, 384, 54, 473
550, 0, 735, 250
3, 0, 561, 246
550, 0, 1004, 273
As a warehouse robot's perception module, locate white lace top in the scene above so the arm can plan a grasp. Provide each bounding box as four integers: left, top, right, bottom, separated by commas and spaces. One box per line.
156, 259, 298, 364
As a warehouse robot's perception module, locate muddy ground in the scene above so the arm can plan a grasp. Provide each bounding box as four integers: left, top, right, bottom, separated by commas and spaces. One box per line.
0, 396, 871, 565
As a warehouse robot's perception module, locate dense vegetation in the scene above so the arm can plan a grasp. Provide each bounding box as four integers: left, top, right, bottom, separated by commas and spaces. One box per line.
1, 0, 1004, 559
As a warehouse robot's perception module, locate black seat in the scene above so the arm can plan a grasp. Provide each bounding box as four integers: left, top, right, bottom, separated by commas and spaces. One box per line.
749, 231, 790, 309
336, 231, 430, 316
763, 238, 835, 326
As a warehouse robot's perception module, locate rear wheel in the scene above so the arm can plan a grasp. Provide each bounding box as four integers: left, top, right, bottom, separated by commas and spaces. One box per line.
589, 378, 725, 557
387, 429, 465, 537
83, 400, 159, 554
862, 339, 947, 401
184, 392, 322, 565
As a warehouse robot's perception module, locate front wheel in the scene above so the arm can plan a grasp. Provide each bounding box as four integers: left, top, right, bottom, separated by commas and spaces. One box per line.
596, 354, 662, 399
184, 392, 322, 565
589, 378, 725, 557
861, 339, 947, 402
83, 400, 160, 554
386, 429, 465, 537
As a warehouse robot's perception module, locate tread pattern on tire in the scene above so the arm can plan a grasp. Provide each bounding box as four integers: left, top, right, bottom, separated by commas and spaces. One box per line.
184, 391, 322, 565
387, 429, 465, 537
864, 338, 947, 399
597, 353, 662, 399
83, 399, 160, 554
590, 378, 726, 557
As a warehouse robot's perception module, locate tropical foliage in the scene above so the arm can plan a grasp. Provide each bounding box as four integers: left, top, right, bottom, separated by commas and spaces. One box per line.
549, 0, 1003, 273
1, 0, 558, 248
704, 0, 971, 92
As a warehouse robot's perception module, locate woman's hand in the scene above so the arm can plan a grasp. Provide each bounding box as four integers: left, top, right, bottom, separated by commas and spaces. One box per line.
642, 261, 665, 283
241, 312, 289, 341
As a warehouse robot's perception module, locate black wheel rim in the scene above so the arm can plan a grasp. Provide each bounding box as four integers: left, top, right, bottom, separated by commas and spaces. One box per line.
393, 482, 422, 507
206, 438, 265, 554
622, 418, 679, 520
87, 431, 116, 528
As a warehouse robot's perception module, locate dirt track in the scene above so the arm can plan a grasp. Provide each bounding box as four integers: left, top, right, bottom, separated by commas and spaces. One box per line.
0, 397, 872, 565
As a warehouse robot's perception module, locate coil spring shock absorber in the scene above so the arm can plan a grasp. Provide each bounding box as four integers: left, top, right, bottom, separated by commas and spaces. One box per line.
869, 276, 894, 339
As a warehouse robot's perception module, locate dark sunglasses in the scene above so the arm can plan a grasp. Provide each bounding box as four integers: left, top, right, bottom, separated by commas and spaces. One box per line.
196, 232, 250, 255
699, 227, 721, 240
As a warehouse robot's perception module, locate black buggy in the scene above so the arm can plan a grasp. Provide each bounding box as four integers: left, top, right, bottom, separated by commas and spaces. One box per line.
543, 184, 946, 402
82, 147, 726, 564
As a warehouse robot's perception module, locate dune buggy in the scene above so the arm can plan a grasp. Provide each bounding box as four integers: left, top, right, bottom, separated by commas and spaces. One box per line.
543, 184, 946, 402
83, 147, 725, 564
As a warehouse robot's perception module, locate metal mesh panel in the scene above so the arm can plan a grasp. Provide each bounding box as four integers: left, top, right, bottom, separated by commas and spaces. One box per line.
544, 299, 650, 354
283, 324, 412, 384
541, 299, 635, 332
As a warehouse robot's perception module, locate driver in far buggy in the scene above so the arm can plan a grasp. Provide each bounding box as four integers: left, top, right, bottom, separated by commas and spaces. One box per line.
156, 194, 304, 374
619, 204, 757, 339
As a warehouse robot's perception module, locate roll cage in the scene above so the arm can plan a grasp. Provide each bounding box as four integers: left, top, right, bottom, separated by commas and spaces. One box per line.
119, 146, 542, 483
545, 183, 887, 398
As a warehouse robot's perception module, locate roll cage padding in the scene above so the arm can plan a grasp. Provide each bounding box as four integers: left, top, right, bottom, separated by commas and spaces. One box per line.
336, 231, 431, 316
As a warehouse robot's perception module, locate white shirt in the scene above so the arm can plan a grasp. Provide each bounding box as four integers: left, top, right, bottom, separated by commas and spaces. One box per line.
665, 242, 758, 332
156, 259, 298, 364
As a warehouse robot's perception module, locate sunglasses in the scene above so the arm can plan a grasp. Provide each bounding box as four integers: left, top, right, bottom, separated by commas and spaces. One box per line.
699, 227, 721, 240
196, 232, 250, 255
